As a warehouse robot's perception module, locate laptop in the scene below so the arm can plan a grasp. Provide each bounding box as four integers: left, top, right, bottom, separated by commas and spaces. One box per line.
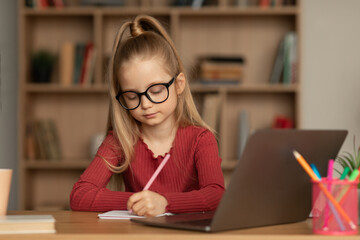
131, 129, 347, 232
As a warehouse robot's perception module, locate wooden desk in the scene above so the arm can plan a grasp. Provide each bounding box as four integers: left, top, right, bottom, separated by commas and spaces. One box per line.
2, 211, 359, 240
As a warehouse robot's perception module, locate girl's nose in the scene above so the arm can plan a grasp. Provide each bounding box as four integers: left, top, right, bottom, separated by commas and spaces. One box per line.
140, 95, 152, 109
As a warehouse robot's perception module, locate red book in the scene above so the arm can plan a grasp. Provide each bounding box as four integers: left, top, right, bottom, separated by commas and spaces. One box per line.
53, 0, 64, 8
259, 0, 270, 7
79, 43, 93, 85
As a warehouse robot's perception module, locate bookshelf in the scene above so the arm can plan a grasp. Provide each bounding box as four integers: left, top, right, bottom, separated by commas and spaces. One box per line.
18, 0, 301, 210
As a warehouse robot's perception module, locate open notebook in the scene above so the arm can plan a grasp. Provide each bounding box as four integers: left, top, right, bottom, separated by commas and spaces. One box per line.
98, 210, 173, 220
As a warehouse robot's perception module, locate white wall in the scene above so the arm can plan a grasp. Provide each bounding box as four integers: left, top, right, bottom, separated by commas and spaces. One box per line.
0, 0, 18, 210
301, 0, 360, 154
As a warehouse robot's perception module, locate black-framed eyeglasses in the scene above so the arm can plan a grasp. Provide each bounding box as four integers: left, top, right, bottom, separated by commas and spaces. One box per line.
115, 76, 176, 110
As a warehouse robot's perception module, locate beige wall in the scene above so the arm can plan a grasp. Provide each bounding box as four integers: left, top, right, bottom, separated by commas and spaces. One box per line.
301, 0, 360, 154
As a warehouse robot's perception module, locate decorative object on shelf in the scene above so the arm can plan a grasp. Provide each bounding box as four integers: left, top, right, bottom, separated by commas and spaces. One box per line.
90, 133, 105, 158
237, 111, 249, 160
31, 50, 55, 83
272, 115, 293, 129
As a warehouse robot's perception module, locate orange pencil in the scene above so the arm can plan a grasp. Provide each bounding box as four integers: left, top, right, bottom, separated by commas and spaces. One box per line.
293, 150, 356, 230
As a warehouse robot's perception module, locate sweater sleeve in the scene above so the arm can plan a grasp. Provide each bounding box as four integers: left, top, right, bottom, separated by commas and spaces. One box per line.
70, 133, 133, 211
162, 130, 225, 213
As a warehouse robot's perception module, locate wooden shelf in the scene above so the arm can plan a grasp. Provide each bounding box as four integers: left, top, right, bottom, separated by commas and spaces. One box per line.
24, 160, 90, 170
25, 83, 108, 93
19, 0, 300, 210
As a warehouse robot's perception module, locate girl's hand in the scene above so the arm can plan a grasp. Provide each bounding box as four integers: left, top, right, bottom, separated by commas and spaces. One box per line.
127, 190, 168, 216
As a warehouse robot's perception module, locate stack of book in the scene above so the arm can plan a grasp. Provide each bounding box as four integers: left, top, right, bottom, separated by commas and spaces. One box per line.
237, 0, 296, 7
26, 119, 62, 161
198, 56, 245, 85
26, 0, 64, 8
0, 215, 55, 234
59, 42, 97, 86
269, 32, 297, 85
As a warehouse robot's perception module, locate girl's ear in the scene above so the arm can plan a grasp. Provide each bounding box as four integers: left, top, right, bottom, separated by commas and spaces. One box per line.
175, 72, 186, 95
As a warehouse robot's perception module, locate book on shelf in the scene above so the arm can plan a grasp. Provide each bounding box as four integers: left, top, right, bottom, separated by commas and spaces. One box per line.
269, 37, 285, 84
283, 32, 297, 84
26, 0, 64, 9
59, 42, 96, 86
201, 94, 221, 131
80, 0, 125, 6
197, 55, 245, 85
235, 0, 296, 7
269, 32, 297, 85
0, 215, 55, 234
26, 123, 37, 160
27, 119, 62, 161
59, 42, 75, 86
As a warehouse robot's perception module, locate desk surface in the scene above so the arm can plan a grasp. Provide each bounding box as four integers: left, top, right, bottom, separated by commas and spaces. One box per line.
2, 211, 359, 240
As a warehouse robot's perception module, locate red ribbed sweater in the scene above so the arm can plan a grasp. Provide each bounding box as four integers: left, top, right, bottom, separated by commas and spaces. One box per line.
70, 125, 225, 213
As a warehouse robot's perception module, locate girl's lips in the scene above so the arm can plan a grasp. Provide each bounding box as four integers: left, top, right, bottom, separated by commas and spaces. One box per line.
144, 112, 157, 119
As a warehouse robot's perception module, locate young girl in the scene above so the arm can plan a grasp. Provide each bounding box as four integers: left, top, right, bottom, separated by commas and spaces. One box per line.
70, 15, 225, 216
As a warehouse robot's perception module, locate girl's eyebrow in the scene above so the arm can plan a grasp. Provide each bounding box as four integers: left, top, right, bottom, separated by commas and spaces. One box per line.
122, 78, 169, 92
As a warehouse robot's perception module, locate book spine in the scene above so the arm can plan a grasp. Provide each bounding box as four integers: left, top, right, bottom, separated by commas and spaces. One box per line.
26, 122, 36, 160
33, 120, 46, 160
269, 37, 285, 84
59, 42, 75, 86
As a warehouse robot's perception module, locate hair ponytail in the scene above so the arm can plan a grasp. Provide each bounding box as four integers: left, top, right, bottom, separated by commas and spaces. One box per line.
104, 15, 211, 173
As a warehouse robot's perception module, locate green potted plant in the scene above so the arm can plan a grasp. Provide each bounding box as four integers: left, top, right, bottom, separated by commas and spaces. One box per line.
335, 137, 360, 222
31, 50, 55, 83
335, 137, 360, 186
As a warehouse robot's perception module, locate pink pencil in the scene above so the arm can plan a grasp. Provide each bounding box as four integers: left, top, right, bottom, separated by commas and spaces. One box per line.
323, 159, 334, 229
143, 153, 171, 190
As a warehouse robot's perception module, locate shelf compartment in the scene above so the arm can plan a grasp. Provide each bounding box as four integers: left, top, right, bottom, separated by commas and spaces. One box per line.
27, 94, 108, 160
27, 170, 83, 210
177, 15, 296, 85
222, 93, 296, 161
25, 84, 108, 93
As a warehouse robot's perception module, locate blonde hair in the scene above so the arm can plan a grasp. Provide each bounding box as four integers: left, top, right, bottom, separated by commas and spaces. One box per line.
105, 15, 211, 173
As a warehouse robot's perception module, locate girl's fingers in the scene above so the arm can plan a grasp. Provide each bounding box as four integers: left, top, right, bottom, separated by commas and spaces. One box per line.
133, 204, 147, 216
127, 192, 143, 210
